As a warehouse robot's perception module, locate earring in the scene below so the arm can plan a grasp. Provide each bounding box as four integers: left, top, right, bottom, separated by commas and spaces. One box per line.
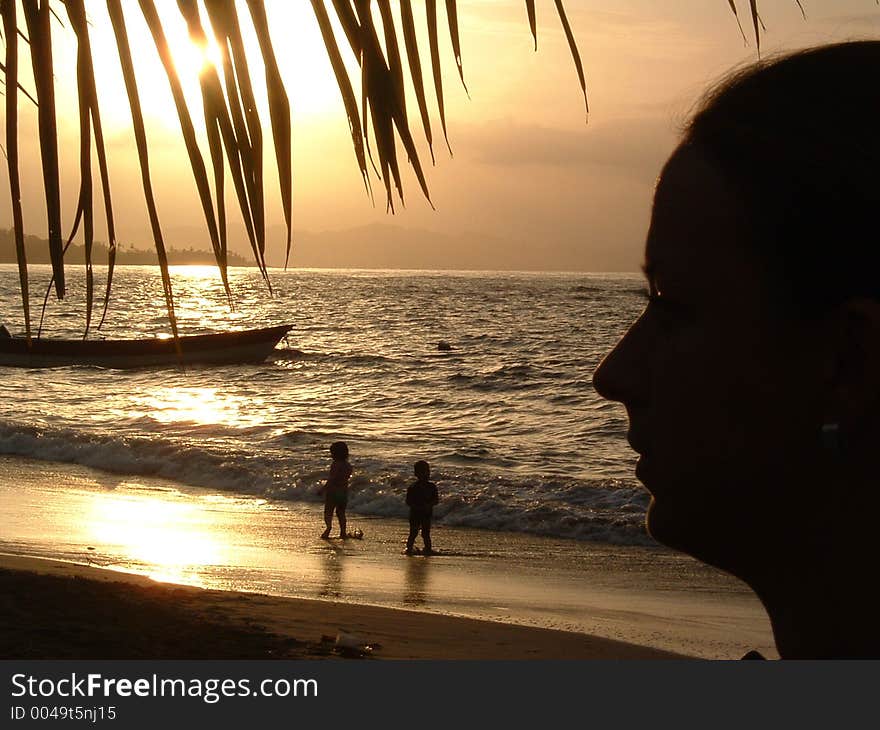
821, 423, 841, 455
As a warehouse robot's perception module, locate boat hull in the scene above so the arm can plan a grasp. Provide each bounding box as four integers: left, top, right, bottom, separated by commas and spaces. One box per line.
0, 324, 292, 369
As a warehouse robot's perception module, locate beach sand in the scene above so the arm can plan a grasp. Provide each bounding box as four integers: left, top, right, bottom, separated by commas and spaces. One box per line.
0, 555, 679, 659
0, 456, 777, 659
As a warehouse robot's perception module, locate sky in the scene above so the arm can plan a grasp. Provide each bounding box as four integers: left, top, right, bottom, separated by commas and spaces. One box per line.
2, 0, 879, 271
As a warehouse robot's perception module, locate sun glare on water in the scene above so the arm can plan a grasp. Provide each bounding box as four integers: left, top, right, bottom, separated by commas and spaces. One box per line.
129, 387, 268, 429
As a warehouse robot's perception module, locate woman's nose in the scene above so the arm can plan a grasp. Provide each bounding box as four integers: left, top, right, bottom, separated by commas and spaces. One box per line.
593, 315, 649, 405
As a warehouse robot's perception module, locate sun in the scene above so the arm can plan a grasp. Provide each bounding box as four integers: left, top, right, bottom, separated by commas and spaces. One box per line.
172, 35, 224, 79
60, 1, 345, 136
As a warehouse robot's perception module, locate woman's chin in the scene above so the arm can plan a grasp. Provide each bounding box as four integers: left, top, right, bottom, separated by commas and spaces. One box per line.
645, 498, 706, 556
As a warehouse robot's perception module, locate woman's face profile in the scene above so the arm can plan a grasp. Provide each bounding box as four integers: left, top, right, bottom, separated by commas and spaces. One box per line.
593, 144, 823, 575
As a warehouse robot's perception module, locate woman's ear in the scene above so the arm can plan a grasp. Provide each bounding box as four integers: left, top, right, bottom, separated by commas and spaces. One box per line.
822, 298, 880, 438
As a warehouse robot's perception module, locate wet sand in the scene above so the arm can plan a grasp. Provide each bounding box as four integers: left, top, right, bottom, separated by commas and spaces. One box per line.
0, 456, 777, 659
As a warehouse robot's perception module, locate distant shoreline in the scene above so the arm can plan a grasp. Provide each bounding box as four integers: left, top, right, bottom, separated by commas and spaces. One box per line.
0, 261, 641, 275
1, 225, 642, 272
0, 228, 253, 267
0, 254, 255, 267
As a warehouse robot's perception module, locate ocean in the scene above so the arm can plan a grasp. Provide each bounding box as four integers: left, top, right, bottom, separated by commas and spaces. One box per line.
0, 264, 649, 546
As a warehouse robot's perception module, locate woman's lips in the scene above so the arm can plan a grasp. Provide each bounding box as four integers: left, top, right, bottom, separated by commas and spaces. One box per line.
626, 432, 646, 455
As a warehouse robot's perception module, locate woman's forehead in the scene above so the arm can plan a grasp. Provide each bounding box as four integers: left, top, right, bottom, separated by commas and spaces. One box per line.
645, 144, 747, 277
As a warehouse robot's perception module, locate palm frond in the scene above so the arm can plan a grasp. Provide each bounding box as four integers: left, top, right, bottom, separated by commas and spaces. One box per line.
425, 0, 451, 155
22, 0, 64, 300
204, 0, 270, 286
310, 0, 370, 195
65, 0, 97, 337
3, 0, 829, 338
725, 1, 748, 45
177, 0, 228, 286
399, 0, 434, 164
444, 0, 468, 95
106, 0, 179, 344
526, 1, 537, 51
68, 0, 119, 332
749, 0, 761, 53
246, 0, 293, 268
2, 0, 30, 342
140, 0, 233, 307
554, 0, 588, 119
0, 60, 39, 106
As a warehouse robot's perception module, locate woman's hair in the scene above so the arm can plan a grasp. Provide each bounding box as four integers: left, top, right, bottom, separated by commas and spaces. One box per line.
330, 441, 349, 460
682, 40, 880, 313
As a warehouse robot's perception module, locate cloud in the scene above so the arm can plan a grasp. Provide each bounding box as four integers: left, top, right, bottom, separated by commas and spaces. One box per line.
819, 12, 880, 30
456, 117, 677, 179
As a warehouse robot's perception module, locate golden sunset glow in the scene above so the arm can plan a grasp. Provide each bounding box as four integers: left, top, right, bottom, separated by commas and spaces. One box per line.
87, 492, 227, 585
174, 36, 223, 78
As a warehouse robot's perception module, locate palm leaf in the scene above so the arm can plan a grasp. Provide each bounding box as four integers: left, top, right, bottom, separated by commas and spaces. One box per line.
311, 0, 370, 193
726, 0, 748, 44
526, 0, 537, 50
204, 0, 271, 282
445, 0, 468, 94
139, 0, 234, 308
177, 1, 238, 288
749, 0, 761, 52
176, 0, 225, 275
205, 2, 266, 247
247, 0, 293, 268
106, 0, 179, 344
64, 0, 96, 337
355, 0, 402, 210
399, 0, 434, 164
554, 0, 588, 119
329, 0, 361, 58
0, 61, 39, 106
378, 0, 408, 128
2, 0, 30, 342
22, 0, 64, 299
80, 8, 118, 332
327, 0, 381, 181
178, 0, 271, 291
359, 0, 433, 210
426, 0, 452, 155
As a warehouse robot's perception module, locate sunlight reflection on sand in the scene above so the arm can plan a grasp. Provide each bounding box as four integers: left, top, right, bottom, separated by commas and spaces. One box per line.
87, 493, 227, 586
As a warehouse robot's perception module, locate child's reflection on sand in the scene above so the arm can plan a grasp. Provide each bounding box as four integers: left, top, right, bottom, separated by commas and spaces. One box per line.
403, 555, 431, 606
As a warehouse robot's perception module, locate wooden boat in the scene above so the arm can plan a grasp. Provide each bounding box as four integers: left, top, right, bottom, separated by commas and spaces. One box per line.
0, 324, 292, 369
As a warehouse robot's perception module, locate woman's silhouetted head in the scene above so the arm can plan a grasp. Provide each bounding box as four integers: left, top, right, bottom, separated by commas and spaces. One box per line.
593, 41, 880, 658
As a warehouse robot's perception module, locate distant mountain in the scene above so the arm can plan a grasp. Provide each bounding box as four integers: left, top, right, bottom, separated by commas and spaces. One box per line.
165, 222, 529, 270
0, 229, 251, 267
3, 223, 600, 271
261, 223, 565, 271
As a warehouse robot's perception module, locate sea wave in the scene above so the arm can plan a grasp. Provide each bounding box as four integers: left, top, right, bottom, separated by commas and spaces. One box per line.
0, 419, 652, 546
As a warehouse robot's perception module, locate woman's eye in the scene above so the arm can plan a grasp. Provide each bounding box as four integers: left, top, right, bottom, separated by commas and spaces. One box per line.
641, 288, 685, 328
